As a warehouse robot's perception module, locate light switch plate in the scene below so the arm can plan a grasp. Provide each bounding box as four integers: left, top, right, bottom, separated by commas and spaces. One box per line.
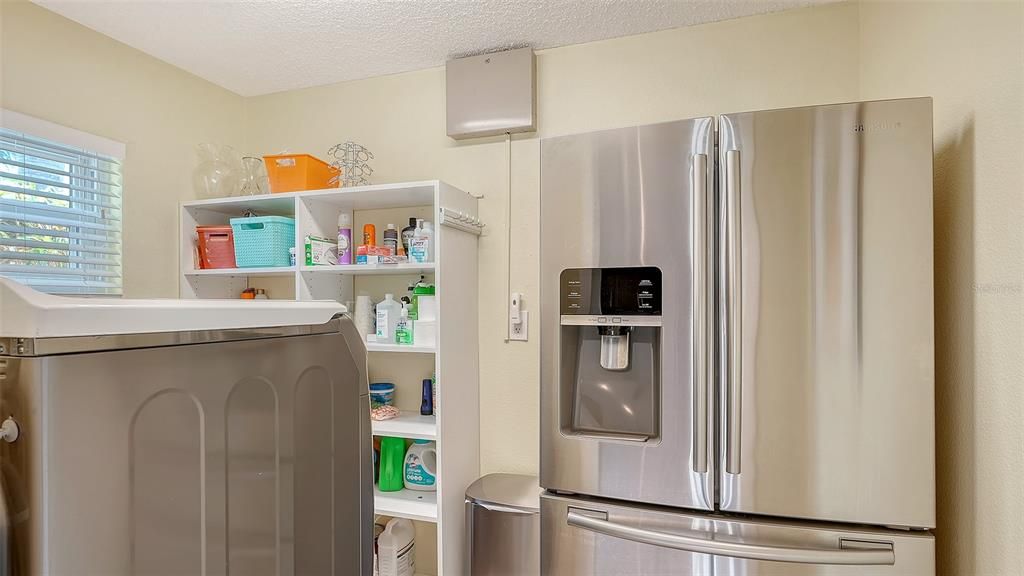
509, 310, 529, 341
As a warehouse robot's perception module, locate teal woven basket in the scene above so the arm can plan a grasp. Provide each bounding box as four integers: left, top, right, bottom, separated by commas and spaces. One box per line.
230, 216, 295, 268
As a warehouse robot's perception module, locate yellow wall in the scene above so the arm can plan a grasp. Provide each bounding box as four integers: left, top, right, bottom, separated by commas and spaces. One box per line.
859, 3, 1024, 575
0, 0, 245, 297
3, 1, 1022, 573
245, 0, 864, 477
246, 3, 1023, 573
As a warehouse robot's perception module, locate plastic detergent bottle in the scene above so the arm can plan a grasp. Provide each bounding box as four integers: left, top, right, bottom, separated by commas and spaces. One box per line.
337, 213, 352, 264
403, 440, 437, 491
375, 294, 401, 342
377, 517, 415, 576
378, 436, 406, 492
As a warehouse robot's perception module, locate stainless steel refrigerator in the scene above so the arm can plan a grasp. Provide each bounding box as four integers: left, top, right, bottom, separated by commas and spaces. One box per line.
539, 98, 935, 575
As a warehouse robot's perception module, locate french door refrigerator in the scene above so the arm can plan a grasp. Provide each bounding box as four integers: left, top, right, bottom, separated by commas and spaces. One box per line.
539, 98, 935, 575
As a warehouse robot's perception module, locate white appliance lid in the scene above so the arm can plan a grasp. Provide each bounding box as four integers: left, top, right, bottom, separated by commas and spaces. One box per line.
0, 278, 346, 338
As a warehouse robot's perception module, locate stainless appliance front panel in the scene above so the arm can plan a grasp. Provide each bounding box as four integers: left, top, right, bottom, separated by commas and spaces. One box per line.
466, 501, 540, 576
541, 118, 715, 510
541, 493, 935, 576
718, 98, 935, 528
0, 318, 371, 576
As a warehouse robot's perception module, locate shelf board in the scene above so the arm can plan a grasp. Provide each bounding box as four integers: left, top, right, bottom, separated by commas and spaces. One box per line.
300, 181, 436, 210
374, 487, 437, 523
181, 194, 296, 216
366, 341, 436, 354
181, 181, 439, 214
300, 263, 434, 276
372, 412, 437, 441
184, 266, 295, 277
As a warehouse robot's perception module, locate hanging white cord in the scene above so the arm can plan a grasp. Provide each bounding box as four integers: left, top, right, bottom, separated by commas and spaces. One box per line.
504, 131, 512, 342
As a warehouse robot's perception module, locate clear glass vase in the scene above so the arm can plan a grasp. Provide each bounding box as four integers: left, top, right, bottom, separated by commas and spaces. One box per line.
192, 143, 241, 199
239, 156, 266, 196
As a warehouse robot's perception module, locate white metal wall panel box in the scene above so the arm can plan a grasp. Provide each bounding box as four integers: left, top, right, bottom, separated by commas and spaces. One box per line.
446, 47, 536, 139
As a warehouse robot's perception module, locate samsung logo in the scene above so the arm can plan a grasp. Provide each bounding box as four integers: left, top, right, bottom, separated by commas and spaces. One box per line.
854, 121, 902, 133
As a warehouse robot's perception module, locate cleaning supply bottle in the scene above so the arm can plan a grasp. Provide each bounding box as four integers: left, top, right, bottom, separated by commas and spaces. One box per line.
377, 436, 406, 492
420, 378, 433, 416
410, 281, 435, 321
377, 517, 416, 576
383, 223, 399, 255
403, 440, 437, 491
363, 223, 376, 247
401, 217, 417, 256
421, 221, 434, 262
395, 304, 413, 345
375, 294, 401, 342
337, 213, 352, 264
409, 219, 427, 263
409, 279, 428, 320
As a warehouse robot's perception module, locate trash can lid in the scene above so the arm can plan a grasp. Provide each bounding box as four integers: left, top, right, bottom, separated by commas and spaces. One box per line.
465, 473, 541, 513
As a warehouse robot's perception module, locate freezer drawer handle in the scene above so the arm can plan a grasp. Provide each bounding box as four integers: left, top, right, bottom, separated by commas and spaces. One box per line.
565, 508, 895, 566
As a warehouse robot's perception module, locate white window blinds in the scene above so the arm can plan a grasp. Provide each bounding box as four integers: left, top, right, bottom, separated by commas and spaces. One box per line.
0, 124, 123, 295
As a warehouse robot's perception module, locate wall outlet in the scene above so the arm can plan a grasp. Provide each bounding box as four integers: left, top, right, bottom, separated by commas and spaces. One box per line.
509, 310, 529, 341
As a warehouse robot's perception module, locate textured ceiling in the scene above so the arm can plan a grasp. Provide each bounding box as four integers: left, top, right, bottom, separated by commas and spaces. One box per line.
32, 0, 832, 97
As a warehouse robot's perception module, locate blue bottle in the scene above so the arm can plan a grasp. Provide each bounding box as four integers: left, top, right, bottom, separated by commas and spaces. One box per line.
420, 378, 433, 416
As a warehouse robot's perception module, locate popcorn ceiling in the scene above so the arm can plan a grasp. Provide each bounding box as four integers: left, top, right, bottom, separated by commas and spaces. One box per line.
32, 0, 831, 97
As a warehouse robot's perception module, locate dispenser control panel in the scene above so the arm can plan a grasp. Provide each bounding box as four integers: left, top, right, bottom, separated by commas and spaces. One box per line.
560, 267, 662, 316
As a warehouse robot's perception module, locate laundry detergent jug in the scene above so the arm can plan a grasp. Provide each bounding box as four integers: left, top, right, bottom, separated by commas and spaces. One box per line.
403, 439, 436, 491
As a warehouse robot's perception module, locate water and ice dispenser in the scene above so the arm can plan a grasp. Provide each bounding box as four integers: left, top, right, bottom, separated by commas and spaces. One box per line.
558, 267, 662, 441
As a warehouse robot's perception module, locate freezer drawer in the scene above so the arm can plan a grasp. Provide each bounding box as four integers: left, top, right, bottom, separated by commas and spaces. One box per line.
541, 493, 934, 576
0, 320, 371, 576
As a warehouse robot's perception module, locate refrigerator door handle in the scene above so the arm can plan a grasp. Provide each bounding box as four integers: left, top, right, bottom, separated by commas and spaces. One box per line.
565, 508, 895, 566
691, 153, 708, 474
725, 149, 742, 475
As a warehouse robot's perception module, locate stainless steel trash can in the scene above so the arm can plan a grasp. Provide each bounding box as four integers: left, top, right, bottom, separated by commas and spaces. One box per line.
466, 473, 541, 576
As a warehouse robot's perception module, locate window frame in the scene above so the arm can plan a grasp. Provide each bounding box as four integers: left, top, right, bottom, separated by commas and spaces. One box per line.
0, 109, 126, 296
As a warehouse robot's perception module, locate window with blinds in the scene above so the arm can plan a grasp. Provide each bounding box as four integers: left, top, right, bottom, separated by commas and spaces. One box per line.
0, 127, 122, 295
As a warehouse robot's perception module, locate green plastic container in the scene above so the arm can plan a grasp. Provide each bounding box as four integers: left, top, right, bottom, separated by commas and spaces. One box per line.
409, 282, 435, 320
378, 436, 406, 492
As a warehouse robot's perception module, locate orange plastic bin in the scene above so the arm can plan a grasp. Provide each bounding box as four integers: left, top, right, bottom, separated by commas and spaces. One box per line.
196, 225, 237, 269
263, 154, 339, 193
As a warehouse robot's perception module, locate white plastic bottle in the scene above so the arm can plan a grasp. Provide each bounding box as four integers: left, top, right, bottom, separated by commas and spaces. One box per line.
410, 219, 435, 263
420, 221, 434, 263
409, 219, 425, 263
375, 294, 401, 342
377, 517, 416, 576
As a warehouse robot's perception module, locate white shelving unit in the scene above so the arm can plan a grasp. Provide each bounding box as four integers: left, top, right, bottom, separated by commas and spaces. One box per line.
178, 180, 481, 576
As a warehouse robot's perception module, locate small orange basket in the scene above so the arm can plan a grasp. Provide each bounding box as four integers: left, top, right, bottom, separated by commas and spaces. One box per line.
263, 154, 340, 193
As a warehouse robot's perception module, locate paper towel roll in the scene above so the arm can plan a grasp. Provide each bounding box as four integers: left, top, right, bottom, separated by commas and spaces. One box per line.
354, 295, 374, 340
